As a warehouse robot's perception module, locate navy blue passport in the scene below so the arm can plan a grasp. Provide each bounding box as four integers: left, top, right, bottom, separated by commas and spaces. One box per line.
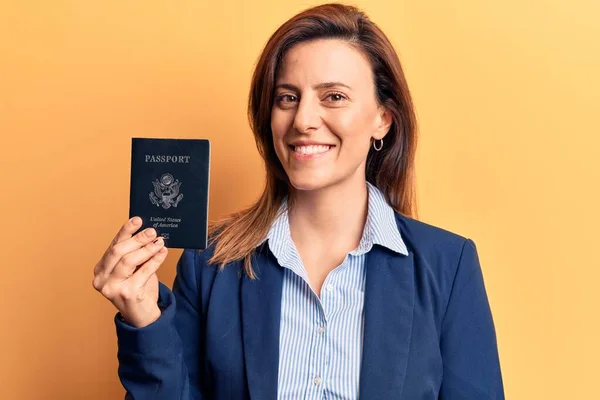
129, 138, 210, 249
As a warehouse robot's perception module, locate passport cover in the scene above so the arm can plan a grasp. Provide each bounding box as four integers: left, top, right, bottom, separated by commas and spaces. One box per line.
129, 138, 210, 249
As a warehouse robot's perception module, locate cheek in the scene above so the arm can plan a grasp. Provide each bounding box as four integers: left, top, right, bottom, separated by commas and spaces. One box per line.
270, 110, 293, 161
271, 110, 292, 142
327, 110, 374, 150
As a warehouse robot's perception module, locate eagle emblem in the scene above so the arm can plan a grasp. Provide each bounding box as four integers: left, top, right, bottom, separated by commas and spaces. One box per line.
149, 173, 183, 209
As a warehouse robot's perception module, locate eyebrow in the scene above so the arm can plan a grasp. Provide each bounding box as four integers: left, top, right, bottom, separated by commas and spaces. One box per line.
275, 82, 352, 91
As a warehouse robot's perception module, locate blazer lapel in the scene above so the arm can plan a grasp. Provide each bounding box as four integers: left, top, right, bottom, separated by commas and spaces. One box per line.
241, 246, 283, 400
359, 245, 415, 399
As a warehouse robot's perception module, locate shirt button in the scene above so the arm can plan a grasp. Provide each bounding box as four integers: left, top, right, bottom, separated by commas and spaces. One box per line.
318, 326, 325, 335
314, 376, 322, 385
325, 284, 334, 292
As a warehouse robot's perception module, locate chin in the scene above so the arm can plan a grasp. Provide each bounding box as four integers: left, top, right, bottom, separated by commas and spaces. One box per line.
290, 176, 331, 191
287, 172, 338, 193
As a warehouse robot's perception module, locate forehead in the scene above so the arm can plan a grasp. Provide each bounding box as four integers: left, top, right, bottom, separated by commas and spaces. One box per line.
276, 39, 373, 87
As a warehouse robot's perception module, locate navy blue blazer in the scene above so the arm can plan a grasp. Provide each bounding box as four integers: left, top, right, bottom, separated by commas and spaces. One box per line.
116, 213, 504, 399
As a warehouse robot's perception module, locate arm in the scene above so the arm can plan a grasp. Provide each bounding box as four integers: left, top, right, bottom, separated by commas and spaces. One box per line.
115, 249, 205, 399
439, 239, 505, 400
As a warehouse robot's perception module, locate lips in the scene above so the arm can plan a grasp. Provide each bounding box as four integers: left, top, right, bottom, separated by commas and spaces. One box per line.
288, 143, 335, 161
291, 144, 333, 155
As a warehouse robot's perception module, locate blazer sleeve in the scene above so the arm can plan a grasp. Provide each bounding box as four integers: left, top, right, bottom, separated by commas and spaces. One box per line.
115, 248, 206, 399
439, 239, 505, 400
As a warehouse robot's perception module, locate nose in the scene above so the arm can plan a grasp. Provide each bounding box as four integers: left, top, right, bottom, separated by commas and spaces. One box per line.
293, 95, 321, 133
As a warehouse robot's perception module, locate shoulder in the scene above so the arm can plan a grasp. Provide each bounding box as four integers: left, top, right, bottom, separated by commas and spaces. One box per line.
395, 212, 470, 252
178, 240, 244, 285
394, 213, 486, 323
175, 243, 245, 313
178, 242, 223, 278
394, 212, 478, 280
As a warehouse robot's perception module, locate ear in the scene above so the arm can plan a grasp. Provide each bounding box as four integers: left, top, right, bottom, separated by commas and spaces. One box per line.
373, 106, 393, 140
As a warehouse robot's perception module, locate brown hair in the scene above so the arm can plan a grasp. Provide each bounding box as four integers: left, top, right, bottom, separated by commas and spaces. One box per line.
206, 3, 418, 278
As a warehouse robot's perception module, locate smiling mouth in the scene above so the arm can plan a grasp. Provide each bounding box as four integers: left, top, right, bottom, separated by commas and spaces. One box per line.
289, 144, 334, 155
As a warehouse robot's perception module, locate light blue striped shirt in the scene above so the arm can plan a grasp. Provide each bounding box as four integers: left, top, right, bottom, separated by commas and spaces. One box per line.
260, 182, 408, 399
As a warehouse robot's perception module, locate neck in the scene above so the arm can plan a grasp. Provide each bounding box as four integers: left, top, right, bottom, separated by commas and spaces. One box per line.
288, 177, 369, 251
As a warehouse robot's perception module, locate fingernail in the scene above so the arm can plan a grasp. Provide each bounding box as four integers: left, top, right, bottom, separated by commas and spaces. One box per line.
145, 228, 156, 238
154, 237, 164, 245
131, 217, 141, 225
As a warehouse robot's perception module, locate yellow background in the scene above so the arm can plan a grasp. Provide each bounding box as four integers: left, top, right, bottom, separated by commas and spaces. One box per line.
1, 0, 598, 398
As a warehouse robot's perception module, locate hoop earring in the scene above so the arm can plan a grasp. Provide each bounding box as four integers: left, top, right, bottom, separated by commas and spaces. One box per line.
373, 138, 383, 151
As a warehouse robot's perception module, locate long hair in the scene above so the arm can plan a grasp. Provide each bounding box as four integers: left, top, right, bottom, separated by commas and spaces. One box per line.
206, 3, 418, 278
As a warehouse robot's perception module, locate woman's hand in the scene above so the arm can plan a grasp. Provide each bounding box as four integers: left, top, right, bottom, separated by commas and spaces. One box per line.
92, 216, 168, 328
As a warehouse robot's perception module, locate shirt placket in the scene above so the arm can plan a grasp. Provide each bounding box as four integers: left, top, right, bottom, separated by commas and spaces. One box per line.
307, 297, 328, 400
300, 270, 341, 399
317, 267, 345, 400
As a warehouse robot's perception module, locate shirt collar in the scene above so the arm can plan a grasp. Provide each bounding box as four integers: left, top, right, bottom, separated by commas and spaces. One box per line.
256, 181, 408, 257
363, 181, 408, 255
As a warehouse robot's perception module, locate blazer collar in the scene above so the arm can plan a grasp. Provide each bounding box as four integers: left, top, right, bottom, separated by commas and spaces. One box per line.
359, 244, 415, 398
241, 219, 415, 399
241, 246, 283, 400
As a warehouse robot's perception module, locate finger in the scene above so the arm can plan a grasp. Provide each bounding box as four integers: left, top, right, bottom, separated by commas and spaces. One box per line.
92, 271, 107, 293
98, 227, 158, 277
128, 246, 168, 288
95, 217, 144, 276
111, 236, 165, 280
113, 216, 144, 245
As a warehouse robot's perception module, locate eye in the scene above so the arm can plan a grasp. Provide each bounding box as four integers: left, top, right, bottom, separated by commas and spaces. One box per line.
276, 94, 298, 103
325, 92, 348, 102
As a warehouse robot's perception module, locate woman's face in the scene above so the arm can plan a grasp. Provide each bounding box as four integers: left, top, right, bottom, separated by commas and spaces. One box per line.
271, 38, 392, 192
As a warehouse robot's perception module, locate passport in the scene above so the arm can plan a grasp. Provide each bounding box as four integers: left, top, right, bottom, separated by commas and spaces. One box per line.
128, 138, 210, 249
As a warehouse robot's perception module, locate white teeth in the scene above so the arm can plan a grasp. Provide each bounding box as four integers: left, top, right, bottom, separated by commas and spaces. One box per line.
294, 145, 331, 155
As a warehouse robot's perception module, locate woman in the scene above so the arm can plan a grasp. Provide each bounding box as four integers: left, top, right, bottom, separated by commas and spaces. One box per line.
93, 3, 504, 399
